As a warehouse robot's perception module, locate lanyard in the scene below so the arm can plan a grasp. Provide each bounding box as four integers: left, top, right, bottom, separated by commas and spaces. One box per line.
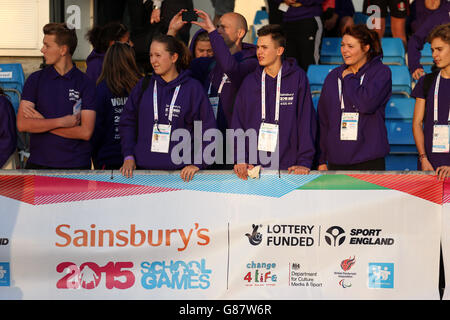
261, 67, 282, 123
208, 74, 228, 96
337, 73, 365, 111
153, 81, 181, 125
433, 71, 450, 124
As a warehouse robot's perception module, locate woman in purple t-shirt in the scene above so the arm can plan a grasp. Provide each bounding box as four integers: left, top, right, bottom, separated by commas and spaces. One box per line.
412, 23, 450, 180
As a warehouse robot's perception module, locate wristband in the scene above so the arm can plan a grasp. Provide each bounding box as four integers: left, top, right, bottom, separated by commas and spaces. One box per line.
419, 154, 427, 161
124, 155, 135, 161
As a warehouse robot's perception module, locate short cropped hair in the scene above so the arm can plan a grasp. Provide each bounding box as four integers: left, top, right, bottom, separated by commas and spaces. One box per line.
43, 23, 78, 56
428, 23, 450, 45
257, 24, 286, 48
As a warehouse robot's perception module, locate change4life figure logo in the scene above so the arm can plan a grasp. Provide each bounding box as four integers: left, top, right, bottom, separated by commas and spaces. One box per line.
0, 262, 10, 287
368, 263, 394, 289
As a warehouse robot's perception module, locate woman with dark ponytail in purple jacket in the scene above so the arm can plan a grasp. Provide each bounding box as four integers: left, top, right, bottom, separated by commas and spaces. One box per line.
318, 24, 391, 171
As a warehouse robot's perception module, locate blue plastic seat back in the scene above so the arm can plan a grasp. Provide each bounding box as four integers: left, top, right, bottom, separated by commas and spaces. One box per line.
320, 38, 343, 64
306, 65, 337, 94
420, 42, 434, 65
389, 65, 412, 96
385, 154, 418, 170
381, 38, 405, 65
386, 120, 415, 145
385, 97, 415, 120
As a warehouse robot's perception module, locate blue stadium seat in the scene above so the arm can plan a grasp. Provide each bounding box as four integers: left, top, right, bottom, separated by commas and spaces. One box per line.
386, 120, 415, 145
312, 95, 320, 110
420, 42, 433, 65
0, 63, 25, 113
385, 97, 415, 120
423, 65, 433, 74
381, 38, 405, 65
385, 154, 418, 170
251, 8, 269, 45
306, 65, 337, 96
320, 38, 343, 64
389, 65, 412, 97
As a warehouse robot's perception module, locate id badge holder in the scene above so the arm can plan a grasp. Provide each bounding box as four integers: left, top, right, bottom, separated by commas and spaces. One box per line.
209, 96, 219, 119
73, 99, 82, 115
151, 124, 172, 153
432, 125, 450, 153
258, 122, 279, 152
340, 112, 359, 141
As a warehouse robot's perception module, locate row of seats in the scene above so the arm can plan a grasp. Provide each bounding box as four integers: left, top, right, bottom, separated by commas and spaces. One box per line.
321, 37, 433, 66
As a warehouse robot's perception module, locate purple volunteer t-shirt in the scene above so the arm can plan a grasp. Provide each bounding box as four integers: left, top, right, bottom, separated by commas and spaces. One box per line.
411, 74, 450, 169
21, 65, 96, 168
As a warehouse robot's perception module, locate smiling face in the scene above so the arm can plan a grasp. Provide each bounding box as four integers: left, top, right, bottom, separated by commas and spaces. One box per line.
256, 35, 284, 68
41, 34, 66, 65
341, 34, 370, 68
431, 37, 450, 70
150, 40, 178, 76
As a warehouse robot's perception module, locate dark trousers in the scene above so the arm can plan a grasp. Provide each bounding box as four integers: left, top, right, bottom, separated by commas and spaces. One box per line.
328, 157, 386, 170
283, 17, 323, 72
25, 162, 91, 170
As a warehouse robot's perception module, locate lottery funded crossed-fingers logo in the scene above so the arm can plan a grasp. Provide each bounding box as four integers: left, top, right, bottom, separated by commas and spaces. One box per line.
245, 224, 263, 246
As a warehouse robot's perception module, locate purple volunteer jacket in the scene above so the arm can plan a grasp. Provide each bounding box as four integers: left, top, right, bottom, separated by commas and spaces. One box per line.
91, 80, 133, 167
273, 0, 324, 21
0, 95, 17, 167
196, 30, 258, 131
21, 65, 96, 168
318, 55, 391, 165
119, 70, 217, 170
407, 1, 450, 74
411, 74, 450, 169
231, 58, 317, 169
85, 50, 105, 82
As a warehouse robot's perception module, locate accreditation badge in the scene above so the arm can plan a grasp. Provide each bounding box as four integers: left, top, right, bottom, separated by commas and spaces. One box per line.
258, 122, 279, 153
73, 99, 82, 115
340, 112, 359, 141
151, 124, 171, 153
209, 96, 219, 119
432, 125, 450, 153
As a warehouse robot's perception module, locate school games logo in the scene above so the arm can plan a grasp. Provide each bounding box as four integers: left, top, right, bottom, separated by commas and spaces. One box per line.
141, 259, 212, 290
245, 224, 263, 246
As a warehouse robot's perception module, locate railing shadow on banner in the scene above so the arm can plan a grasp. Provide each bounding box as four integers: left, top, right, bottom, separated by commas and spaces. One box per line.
0, 169, 445, 300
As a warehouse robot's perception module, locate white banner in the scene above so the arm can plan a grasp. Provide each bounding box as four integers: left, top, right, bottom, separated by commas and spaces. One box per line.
0, 172, 442, 300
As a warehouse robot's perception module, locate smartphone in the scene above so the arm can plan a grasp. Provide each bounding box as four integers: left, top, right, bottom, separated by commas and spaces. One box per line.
182, 10, 198, 22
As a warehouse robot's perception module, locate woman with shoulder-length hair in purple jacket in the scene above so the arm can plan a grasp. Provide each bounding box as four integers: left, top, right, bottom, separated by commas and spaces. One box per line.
317, 24, 392, 171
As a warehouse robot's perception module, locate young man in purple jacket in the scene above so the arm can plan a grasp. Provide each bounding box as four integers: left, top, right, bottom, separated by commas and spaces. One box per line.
408, 1, 450, 80
231, 25, 317, 179
16, 23, 96, 169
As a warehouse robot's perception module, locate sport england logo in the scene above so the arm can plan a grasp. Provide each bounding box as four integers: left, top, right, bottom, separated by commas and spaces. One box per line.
325, 226, 346, 246
245, 224, 263, 246
368, 263, 394, 289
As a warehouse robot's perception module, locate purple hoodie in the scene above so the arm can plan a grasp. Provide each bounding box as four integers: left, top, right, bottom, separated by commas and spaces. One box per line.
231, 58, 317, 169
274, 0, 324, 22
0, 95, 17, 167
318, 56, 391, 165
85, 50, 105, 82
206, 30, 259, 132
119, 70, 217, 170
407, 2, 450, 74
